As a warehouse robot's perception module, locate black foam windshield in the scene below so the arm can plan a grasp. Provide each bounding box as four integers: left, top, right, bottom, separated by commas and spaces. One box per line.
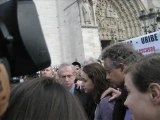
0, 0, 51, 77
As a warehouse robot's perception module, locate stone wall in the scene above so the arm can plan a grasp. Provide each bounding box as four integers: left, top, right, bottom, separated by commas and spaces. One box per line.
34, 0, 101, 65
57, 0, 85, 63
34, 0, 62, 66
141, 0, 160, 9
81, 27, 101, 59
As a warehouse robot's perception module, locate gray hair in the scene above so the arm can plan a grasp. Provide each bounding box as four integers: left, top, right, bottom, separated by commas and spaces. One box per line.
101, 43, 143, 67
57, 63, 75, 76
84, 57, 97, 65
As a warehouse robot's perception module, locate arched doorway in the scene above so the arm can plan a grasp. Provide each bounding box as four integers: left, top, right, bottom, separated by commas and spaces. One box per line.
94, 0, 145, 48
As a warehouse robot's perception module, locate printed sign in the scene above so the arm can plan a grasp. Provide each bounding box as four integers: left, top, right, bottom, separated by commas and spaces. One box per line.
123, 31, 160, 55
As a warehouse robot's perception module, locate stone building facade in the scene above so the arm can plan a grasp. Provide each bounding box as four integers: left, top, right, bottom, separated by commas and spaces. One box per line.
34, 0, 160, 67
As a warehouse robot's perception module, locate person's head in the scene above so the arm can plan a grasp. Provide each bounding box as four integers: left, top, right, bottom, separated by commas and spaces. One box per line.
81, 63, 110, 103
124, 53, 160, 120
58, 63, 76, 89
0, 64, 10, 117
72, 62, 81, 77
84, 57, 97, 66
72, 62, 81, 69
2, 77, 87, 120
101, 43, 142, 87
24, 72, 39, 80
40, 66, 54, 77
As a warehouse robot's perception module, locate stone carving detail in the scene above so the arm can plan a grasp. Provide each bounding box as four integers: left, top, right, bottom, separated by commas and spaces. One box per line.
95, 0, 143, 41
96, 1, 126, 41
79, 0, 95, 26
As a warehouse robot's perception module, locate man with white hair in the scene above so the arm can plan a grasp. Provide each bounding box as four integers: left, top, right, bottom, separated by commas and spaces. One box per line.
58, 63, 96, 120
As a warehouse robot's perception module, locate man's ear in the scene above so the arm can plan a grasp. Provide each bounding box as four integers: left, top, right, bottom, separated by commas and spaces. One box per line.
149, 83, 160, 104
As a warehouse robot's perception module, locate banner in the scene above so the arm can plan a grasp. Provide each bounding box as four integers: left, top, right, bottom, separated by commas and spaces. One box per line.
123, 31, 160, 55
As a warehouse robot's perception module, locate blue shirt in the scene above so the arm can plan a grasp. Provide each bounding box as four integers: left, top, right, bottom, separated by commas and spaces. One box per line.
124, 109, 132, 120
69, 84, 75, 94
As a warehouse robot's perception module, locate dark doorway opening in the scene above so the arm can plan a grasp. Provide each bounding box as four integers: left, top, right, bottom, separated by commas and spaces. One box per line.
101, 40, 111, 50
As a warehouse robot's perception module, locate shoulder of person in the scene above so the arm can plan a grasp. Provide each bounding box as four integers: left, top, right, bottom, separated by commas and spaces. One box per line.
117, 89, 128, 101
100, 96, 110, 103
99, 96, 115, 107
97, 96, 115, 118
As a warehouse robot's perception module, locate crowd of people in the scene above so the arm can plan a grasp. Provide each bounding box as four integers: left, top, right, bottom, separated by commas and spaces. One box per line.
2, 42, 160, 120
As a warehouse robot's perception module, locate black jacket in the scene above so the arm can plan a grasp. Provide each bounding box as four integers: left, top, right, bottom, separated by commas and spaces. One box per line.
74, 87, 96, 120
112, 89, 128, 120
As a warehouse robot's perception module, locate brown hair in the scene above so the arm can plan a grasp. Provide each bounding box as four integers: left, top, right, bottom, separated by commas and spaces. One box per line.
2, 77, 88, 120
83, 63, 110, 103
125, 53, 160, 93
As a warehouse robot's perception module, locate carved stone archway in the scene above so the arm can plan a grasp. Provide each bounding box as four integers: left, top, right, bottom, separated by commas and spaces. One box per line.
94, 0, 146, 42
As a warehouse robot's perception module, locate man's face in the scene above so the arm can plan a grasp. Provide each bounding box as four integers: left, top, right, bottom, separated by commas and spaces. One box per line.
74, 65, 81, 75
59, 66, 76, 88
124, 73, 156, 120
41, 67, 53, 77
103, 58, 124, 87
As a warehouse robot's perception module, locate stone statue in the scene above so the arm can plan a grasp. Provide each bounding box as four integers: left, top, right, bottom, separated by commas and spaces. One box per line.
81, 0, 92, 24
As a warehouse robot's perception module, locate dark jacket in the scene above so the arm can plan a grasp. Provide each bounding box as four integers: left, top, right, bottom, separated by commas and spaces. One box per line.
74, 87, 96, 120
112, 89, 128, 120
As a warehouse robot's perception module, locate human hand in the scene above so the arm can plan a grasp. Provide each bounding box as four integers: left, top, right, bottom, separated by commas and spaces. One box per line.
75, 80, 83, 90
101, 87, 121, 101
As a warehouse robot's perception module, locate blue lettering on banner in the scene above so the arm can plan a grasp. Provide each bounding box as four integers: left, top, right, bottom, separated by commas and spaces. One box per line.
141, 33, 158, 44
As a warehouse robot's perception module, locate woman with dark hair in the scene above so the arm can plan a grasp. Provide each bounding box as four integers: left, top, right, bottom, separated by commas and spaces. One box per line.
81, 63, 114, 120
2, 77, 88, 120
124, 53, 160, 120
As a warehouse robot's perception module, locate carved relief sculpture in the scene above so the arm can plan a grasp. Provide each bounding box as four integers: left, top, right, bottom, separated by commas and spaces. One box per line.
80, 0, 94, 25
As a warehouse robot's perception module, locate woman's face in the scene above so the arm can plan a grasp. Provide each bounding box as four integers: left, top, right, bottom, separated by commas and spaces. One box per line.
124, 73, 158, 120
81, 71, 94, 93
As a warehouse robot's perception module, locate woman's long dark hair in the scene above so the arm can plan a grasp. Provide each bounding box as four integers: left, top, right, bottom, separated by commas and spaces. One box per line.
83, 63, 110, 104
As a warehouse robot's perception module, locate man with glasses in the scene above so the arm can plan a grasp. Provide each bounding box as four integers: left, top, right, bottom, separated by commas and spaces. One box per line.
101, 43, 143, 120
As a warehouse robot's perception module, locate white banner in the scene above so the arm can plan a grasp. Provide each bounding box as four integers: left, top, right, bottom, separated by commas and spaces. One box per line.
123, 31, 160, 55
